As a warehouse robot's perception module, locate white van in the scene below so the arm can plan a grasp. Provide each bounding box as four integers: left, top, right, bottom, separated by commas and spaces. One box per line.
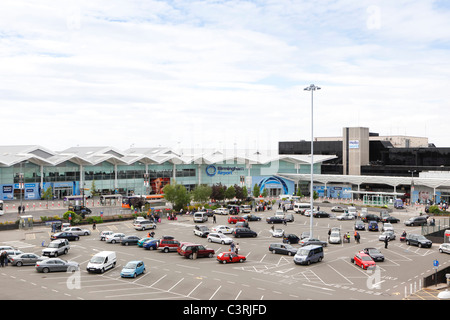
193, 212, 208, 223
293, 245, 324, 265
293, 202, 310, 214
86, 251, 117, 273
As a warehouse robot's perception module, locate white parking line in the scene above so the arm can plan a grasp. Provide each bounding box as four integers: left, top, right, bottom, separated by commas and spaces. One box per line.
209, 285, 222, 300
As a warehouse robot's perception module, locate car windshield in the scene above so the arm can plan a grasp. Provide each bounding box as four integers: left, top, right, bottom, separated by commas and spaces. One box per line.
124, 262, 137, 269
90, 256, 105, 264
48, 243, 60, 248
330, 232, 340, 237
417, 236, 427, 240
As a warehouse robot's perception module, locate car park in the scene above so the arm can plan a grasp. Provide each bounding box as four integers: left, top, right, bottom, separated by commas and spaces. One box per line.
86, 251, 117, 273
50, 232, 79, 241
207, 232, 233, 245
362, 248, 385, 262
233, 227, 257, 238
266, 216, 285, 224
211, 225, 233, 234
405, 234, 432, 248
10, 253, 47, 266
439, 243, 450, 254
121, 235, 141, 246
351, 252, 376, 270
193, 225, 210, 237
270, 228, 284, 238
178, 243, 215, 259
120, 260, 146, 278
379, 231, 396, 241
143, 239, 160, 250
62, 227, 91, 236
354, 220, 365, 230
105, 233, 126, 244
133, 220, 157, 231
269, 243, 297, 256
283, 234, 300, 244
35, 258, 79, 273
228, 216, 245, 224
158, 239, 181, 252
242, 214, 261, 221
42, 239, 70, 257
404, 216, 428, 226
216, 252, 246, 264
368, 221, 379, 231
300, 237, 327, 247
294, 245, 324, 265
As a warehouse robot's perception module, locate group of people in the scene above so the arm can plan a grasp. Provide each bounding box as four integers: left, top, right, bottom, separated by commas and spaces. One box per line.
17, 205, 26, 215
0, 251, 10, 267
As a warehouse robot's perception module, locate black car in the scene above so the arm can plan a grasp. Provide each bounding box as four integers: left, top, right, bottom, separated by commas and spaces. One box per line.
405, 234, 432, 248
243, 214, 261, 221
313, 211, 330, 218
121, 235, 141, 246
266, 216, 286, 224
361, 214, 381, 223
233, 227, 257, 238
269, 243, 297, 256
362, 247, 385, 262
354, 220, 365, 230
382, 216, 400, 223
68, 205, 92, 218
50, 232, 79, 241
283, 234, 300, 244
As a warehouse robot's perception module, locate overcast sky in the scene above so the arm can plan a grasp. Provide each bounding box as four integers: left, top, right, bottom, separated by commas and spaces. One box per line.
1, 0, 449, 152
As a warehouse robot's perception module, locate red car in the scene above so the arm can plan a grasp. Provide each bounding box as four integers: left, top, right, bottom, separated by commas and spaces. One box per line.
216, 252, 246, 264
177, 243, 215, 259
350, 252, 376, 270
228, 216, 245, 224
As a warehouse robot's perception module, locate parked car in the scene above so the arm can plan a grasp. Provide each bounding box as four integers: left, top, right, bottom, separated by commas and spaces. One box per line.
242, 214, 261, 221
99, 230, 114, 241
193, 225, 210, 238
10, 253, 47, 266
207, 232, 233, 245
404, 216, 428, 226
382, 223, 394, 232
62, 227, 91, 236
178, 243, 215, 259
35, 258, 79, 273
105, 233, 126, 244
121, 235, 141, 246
143, 239, 160, 250
42, 239, 70, 257
4, 249, 23, 262
266, 216, 285, 224
382, 216, 400, 223
379, 231, 396, 241
314, 211, 330, 218
233, 227, 257, 238
216, 252, 246, 264
328, 231, 342, 244
213, 208, 230, 215
284, 213, 295, 222
50, 232, 79, 241
240, 205, 252, 213
269, 243, 297, 256
270, 228, 285, 238
120, 260, 146, 278
368, 221, 379, 232
331, 206, 346, 212
158, 239, 181, 252
193, 212, 208, 223
212, 225, 233, 234
228, 216, 246, 224
362, 247, 385, 262
133, 220, 156, 231
283, 234, 300, 244
300, 237, 327, 247
350, 252, 376, 270
294, 245, 324, 265
86, 251, 117, 273
405, 233, 432, 248
138, 237, 154, 247
439, 243, 450, 254
354, 220, 365, 230
361, 214, 381, 223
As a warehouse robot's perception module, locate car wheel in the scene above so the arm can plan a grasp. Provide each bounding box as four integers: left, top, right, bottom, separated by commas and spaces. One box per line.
418, 243, 422, 248
84, 232, 89, 236
164, 247, 169, 253
208, 253, 214, 258
149, 246, 155, 250
406, 240, 410, 245
54, 252, 58, 257
239, 259, 245, 263
112, 240, 116, 244
318, 256, 323, 262
64, 249, 68, 254
75, 237, 79, 241
133, 273, 137, 278
16, 261, 23, 267
101, 268, 105, 273
222, 260, 227, 264
42, 267, 50, 273
125, 242, 129, 246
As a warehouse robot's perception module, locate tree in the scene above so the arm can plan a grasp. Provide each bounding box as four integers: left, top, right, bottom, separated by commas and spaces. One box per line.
225, 185, 236, 200
211, 183, 226, 202
42, 186, 53, 209
261, 188, 268, 198
253, 184, 260, 198
242, 186, 248, 199
163, 183, 191, 211
191, 184, 212, 203
234, 184, 244, 201
90, 180, 99, 197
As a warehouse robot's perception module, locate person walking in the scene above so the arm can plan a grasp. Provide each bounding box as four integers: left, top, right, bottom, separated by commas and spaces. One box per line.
192, 245, 198, 260
0, 251, 5, 267
213, 214, 216, 224
384, 235, 389, 249
235, 243, 240, 254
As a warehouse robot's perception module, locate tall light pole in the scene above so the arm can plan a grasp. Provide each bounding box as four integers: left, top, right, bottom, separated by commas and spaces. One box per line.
304, 84, 321, 238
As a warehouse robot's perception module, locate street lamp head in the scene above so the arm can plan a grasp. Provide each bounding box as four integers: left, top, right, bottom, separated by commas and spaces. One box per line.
304, 84, 321, 91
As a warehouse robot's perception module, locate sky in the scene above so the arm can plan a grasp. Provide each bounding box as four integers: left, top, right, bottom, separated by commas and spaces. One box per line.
1, 0, 450, 152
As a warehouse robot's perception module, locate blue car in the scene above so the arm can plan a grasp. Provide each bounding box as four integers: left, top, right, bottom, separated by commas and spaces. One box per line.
368, 221, 379, 232
120, 260, 146, 278
143, 239, 159, 250
138, 237, 153, 247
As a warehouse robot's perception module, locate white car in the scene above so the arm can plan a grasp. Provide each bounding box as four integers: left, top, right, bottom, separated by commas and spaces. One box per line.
211, 225, 233, 234
379, 231, 396, 241
337, 213, 355, 220
99, 230, 114, 241
105, 233, 126, 244
207, 232, 233, 244
304, 210, 318, 217
213, 208, 230, 215
270, 228, 285, 238
439, 243, 450, 254
62, 227, 91, 236
328, 231, 342, 244
381, 223, 394, 232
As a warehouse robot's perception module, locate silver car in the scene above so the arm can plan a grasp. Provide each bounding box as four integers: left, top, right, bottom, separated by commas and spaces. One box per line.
10, 253, 47, 266
62, 227, 91, 236
35, 258, 79, 273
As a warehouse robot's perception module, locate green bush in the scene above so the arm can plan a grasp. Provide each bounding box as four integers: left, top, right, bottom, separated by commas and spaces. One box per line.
428, 205, 441, 214
86, 216, 103, 224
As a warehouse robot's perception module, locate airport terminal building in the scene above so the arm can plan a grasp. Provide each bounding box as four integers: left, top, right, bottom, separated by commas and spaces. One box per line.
0, 145, 336, 201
